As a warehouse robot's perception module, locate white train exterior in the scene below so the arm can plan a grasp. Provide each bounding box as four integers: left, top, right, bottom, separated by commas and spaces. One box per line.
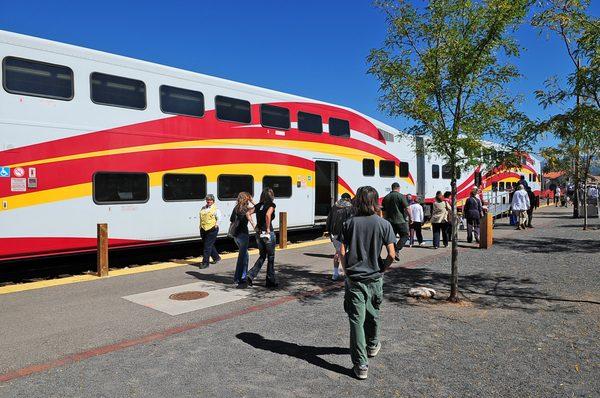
0, 31, 540, 261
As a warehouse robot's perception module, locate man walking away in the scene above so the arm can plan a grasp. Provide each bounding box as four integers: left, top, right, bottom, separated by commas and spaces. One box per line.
464, 188, 483, 243
526, 187, 536, 228
326, 193, 354, 281
408, 197, 425, 246
381, 182, 410, 259
511, 184, 530, 230
340, 186, 396, 380
555, 186, 561, 207
518, 175, 529, 191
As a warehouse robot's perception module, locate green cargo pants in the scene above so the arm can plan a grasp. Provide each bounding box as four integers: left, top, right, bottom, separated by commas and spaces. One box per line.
344, 277, 383, 366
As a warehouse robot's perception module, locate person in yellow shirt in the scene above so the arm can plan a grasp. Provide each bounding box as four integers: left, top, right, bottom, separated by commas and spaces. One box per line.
199, 194, 222, 269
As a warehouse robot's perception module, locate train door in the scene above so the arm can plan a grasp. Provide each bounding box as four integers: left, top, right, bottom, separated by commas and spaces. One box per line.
314, 160, 338, 217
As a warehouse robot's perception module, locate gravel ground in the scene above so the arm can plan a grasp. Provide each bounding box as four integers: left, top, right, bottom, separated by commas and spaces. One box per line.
1, 207, 598, 398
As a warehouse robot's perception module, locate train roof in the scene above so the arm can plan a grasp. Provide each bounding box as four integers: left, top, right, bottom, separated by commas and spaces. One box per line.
0, 29, 400, 137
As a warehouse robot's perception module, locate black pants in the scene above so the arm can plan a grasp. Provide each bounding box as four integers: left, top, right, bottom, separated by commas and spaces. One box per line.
526, 208, 533, 227
200, 227, 220, 265
410, 222, 423, 245
432, 223, 448, 248
391, 222, 409, 253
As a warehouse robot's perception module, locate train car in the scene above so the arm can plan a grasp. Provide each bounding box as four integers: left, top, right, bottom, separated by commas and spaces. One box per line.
0, 30, 417, 261
0, 31, 540, 262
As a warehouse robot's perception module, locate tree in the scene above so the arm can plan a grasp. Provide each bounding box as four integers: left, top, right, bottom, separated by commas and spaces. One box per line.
533, 0, 600, 221
368, 0, 531, 302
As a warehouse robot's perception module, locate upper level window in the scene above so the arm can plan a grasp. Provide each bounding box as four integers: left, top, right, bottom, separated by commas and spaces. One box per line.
160, 85, 204, 117
499, 181, 505, 191
298, 112, 322, 134
163, 173, 206, 201
263, 176, 292, 198
93, 172, 149, 204
3, 57, 73, 100
260, 104, 290, 129
215, 95, 251, 123
432, 164, 440, 179
329, 117, 350, 137
218, 174, 254, 200
91, 72, 146, 109
442, 164, 452, 179
363, 159, 375, 176
399, 162, 410, 178
379, 160, 396, 177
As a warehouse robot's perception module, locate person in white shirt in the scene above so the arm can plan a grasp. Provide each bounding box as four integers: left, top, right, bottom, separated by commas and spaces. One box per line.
554, 186, 561, 207
511, 185, 530, 230
408, 198, 425, 246
587, 185, 598, 205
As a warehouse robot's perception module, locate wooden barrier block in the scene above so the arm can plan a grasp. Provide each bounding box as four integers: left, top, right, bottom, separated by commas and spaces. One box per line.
479, 213, 493, 249
279, 212, 288, 249
97, 223, 109, 277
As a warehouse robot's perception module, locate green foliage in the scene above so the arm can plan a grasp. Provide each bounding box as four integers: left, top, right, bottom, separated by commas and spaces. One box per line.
368, 0, 532, 173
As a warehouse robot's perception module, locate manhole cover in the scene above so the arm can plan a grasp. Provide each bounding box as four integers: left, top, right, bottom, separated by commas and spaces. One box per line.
169, 291, 209, 301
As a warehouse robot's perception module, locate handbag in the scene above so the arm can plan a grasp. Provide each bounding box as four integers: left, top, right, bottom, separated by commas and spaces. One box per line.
228, 212, 240, 238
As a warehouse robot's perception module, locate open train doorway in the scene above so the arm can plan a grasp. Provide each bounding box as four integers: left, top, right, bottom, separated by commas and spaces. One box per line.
314, 160, 338, 218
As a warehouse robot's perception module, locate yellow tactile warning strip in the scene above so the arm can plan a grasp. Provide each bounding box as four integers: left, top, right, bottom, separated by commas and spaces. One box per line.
0, 238, 330, 296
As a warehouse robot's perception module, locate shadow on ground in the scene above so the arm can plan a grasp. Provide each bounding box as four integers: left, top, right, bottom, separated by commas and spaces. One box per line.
493, 236, 600, 254
236, 332, 351, 377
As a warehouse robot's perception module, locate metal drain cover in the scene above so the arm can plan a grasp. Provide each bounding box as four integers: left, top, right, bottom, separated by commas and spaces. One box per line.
169, 291, 209, 301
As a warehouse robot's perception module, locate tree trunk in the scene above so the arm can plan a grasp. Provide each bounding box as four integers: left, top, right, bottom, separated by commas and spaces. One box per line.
583, 155, 591, 230
448, 165, 460, 303
573, 155, 580, 218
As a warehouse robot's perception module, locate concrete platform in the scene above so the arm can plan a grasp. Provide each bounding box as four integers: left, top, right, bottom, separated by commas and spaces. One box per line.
0, 206, 597, 397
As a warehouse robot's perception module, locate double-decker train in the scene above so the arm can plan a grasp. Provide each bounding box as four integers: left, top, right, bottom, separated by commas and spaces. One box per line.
0, 30, 541, 261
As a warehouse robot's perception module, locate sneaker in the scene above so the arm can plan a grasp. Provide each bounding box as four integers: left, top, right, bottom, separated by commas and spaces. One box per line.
353, 364, 368, 380
211, 257, 221, 265
198, 262, 209, 269
332, 272, 340, 281
419, 242, 426, 247
367, 342, 381, 358
246, 276, 253, 287
236, 282, 248, 289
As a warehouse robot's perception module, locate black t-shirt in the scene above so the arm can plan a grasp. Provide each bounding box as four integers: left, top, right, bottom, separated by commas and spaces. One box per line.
230, 207, 249, 235
255, 202, 276, 232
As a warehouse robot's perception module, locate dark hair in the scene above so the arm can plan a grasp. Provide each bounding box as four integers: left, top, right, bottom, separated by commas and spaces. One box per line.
435, 191, 443, 202
259, 187, 274, 205
341, 192, 351, 200
444, 191, 451, 198
520, 175, 525, 179
352, 186, 380, 216
391, 182, 400, 190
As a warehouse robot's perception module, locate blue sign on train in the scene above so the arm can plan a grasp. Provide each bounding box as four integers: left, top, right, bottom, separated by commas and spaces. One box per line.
0, 167, 10, 177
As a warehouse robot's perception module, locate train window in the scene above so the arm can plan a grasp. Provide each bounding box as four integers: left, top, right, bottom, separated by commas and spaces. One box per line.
215, 95, 251, 123
93, 172, 149, 204
432, 165, 440, 179
163, 173, 206, 201
298, 112, 322, 134
329, 118, 350, 137
492, 182, 498, 191
399, 162, 410, 178
263, 176, 292, 198
474, 171, 482, 187
442, 164, 452, 179
160, 85, 204, 117
363, 159, 375, 176
499, 182, 505, 191
3, 57, 73, 100
260, 104, 290, 129
218, 174, 253, 200
91, 72, 146, 109
379, 160, 396, 177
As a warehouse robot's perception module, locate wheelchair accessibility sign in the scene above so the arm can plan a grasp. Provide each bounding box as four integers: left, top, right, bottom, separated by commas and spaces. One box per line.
0, 167, 10, 178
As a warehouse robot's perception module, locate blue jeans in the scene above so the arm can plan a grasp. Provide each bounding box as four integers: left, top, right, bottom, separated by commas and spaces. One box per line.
233, 233, 249, 284
200, 227, 220, 265
248, 231, 277, 283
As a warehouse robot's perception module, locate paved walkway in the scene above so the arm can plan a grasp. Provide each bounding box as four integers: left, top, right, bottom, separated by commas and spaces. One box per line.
0, 206, 598, 397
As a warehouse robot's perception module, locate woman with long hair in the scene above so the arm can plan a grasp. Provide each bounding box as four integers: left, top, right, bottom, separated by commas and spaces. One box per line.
230, 191, 255, 288
247, 188, 278, 288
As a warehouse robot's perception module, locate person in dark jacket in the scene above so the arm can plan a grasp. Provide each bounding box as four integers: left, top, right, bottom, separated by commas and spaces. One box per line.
247, 188, 279, 288
464, 188, 483, 243
518, 175, 529, 191
326, 193, 353, 280
526, 187, 536, 228
381, 182, 410, 259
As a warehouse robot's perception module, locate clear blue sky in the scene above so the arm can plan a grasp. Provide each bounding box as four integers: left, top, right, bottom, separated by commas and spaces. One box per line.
1, 1, 597, 153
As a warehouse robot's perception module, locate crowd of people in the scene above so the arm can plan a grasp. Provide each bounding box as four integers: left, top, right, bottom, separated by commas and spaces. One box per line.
549, 182, 599, 208
197, 180, 543, 379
